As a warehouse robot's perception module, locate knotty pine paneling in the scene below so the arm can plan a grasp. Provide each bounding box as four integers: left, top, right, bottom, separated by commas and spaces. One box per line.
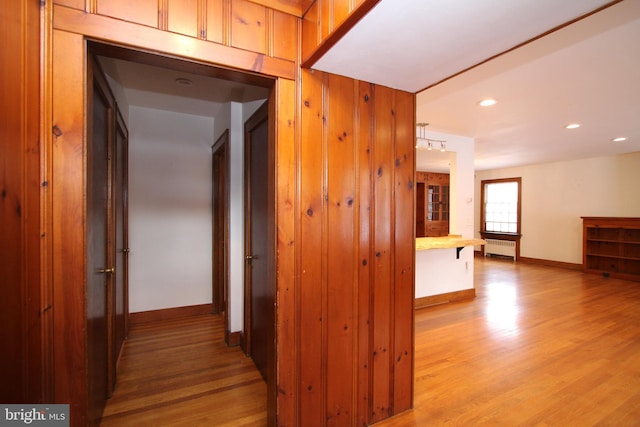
96, 0, 158, 28
166, 0, 199, 37
0, 0, 42, 403
52, 29, 88, 426
248, 0, 303, 16
325, 72, 357, 424
205, 0, 224, 43
301, 1, 319, 63
392, 90, 415, 414
371, 84, 394, 423
272, 10, 298, 61
54, 0, 85, 10
274, 77, 297, 427
299, 68, 325, 425
299, 69, 415, 425
356, 80, 374, 427
231, 0, 267, 55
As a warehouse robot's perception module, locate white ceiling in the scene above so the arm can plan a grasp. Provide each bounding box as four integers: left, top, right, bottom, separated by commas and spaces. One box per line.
98, 57, 269, 118
313, 0, 640, 171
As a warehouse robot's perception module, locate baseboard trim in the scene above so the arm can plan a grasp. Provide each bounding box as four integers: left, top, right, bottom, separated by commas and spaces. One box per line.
129, 303, 212, 326
519, 257, 582, 271
416, 288, 476, 310
226, 330, 242, 347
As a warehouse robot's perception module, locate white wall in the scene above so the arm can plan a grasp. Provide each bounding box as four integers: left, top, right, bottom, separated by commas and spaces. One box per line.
213, 99, 266, 332
128, 106, 213, 312
415, 131, 476, 298
475, 151, 640, 264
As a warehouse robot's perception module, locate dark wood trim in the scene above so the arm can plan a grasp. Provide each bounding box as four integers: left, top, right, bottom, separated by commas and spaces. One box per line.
211, 130, 230, 330
415, 289, 476, 309
225, 330, 242, 347
418, 0, 624, 93
519, 257, 582, 271
128, 304, 213, 326
301, 0, 381, 67
480, 177, 522, 260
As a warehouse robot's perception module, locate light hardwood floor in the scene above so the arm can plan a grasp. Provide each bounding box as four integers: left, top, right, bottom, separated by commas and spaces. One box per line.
102, 256, 640, 426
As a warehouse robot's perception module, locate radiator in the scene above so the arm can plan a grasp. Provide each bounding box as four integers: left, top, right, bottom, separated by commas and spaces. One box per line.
485, 239, 516, 259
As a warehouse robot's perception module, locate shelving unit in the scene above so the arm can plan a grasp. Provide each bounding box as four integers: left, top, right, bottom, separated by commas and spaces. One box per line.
582, 217, 640, 281
416, 172, 449, 237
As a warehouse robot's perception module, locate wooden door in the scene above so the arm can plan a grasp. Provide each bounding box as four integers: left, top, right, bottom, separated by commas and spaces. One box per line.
212, 130, 229, 324
244, 102, 273, 382
112, 109, 129, 390
87, 56, 114, 425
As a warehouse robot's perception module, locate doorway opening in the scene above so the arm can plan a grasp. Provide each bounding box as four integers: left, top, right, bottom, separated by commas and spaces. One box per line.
87, 41, 274, 423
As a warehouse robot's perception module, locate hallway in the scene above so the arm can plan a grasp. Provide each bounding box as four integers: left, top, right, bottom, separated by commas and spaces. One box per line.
102, 256, 640, 425
100, 315, 266, 426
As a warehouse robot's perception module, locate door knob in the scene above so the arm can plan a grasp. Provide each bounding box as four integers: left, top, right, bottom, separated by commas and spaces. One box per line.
97, 267, 115, 274
246, 254, 259, 260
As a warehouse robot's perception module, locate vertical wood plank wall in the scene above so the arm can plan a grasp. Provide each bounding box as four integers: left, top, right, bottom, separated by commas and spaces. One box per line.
45, 0, 416, 425
296, 69, 415, 425
0, 0, 42, 404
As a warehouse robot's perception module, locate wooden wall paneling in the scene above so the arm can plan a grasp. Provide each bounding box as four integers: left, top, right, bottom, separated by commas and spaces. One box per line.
205, 0, 225, 43
332, 0, 351, 31
0, 0, 42, 403
370, 85, 394, 423
53, 5, 296, 80
325, 72, 357, 424
275, 77, 297, 426
392, 91, 415, 413
319, 0, 331, 40
230, 0, 267, 54
299, 69, 325, 425
247, 0, 304, 16
167, 0, 199, 38
271, 10, 298, 62
356, 80, 374, 427
52, 29, 87, 426
96, 0, 159, 28
301, 1, 318, 63
54, 0, 86, 11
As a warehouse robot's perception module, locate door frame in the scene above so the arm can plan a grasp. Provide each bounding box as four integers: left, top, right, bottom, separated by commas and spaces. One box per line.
211, 129, 231, 341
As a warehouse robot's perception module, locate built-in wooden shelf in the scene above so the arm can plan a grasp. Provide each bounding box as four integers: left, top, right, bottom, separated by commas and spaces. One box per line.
582, 217, 640, 282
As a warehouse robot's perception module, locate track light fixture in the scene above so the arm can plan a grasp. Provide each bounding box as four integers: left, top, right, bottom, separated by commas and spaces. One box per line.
416, 122, 446, 152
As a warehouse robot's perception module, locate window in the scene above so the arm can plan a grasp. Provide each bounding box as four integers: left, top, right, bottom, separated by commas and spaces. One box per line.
481, 178, 521, 234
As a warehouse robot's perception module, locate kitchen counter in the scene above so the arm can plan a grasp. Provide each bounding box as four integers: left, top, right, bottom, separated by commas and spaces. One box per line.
416, 235, 486, 251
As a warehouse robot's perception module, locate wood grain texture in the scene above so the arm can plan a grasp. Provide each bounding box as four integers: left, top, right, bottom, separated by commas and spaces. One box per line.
299, 70, 415, 425
100, 315, 267, 427
376, 256, 640, 426
52, 29, 87, 426
129, 304, 214, 326
99, 259, 640, 425
53, 4, 296, 80
0, 0, 42, 403
274, 77, 297, 426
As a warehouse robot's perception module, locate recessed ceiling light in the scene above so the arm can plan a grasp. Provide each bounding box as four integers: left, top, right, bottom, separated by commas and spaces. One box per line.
175, 77, 193, 86
479, 98, 497, 107
612, 137, 627, 142
565, 123, 581, 129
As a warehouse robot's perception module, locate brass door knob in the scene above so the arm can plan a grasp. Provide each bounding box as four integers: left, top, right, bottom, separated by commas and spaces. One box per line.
97, 267, 115, 274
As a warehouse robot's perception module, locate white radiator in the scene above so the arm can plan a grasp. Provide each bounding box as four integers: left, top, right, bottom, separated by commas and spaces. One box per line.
485, 239, 516, 259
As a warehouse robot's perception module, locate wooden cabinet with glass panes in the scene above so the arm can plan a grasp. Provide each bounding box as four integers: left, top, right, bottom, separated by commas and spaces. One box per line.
416, 172, 449, 237
582, 217, 640, 282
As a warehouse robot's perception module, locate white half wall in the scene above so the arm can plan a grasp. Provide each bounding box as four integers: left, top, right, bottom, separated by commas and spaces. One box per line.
128, 106, 213, 312
475, 151, 640, 264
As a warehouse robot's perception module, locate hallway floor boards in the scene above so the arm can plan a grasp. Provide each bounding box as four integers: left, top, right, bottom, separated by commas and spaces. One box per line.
102, 257, 640, 425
